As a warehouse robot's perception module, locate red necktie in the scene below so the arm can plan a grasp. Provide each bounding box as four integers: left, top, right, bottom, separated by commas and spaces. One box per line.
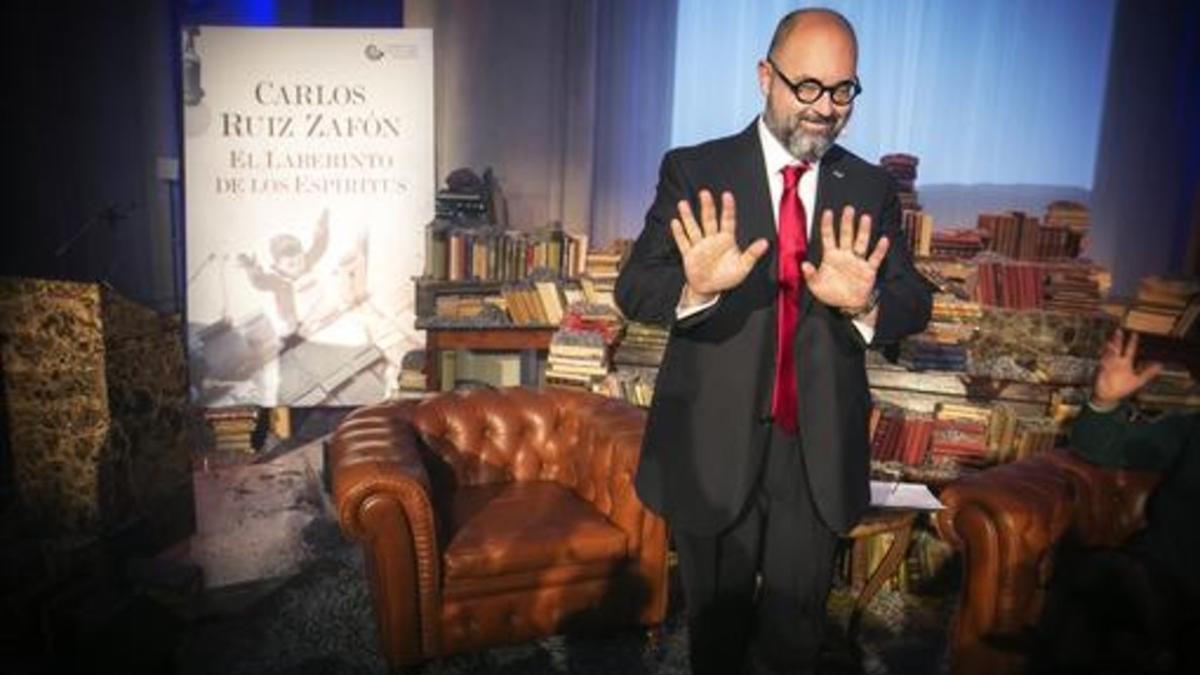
771, 163, 810, 435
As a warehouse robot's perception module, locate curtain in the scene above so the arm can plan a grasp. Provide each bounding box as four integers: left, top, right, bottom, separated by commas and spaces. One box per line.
408, 0, 677, 244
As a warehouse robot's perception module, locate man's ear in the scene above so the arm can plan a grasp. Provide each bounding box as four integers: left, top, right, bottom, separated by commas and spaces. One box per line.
757, 60, 772, 98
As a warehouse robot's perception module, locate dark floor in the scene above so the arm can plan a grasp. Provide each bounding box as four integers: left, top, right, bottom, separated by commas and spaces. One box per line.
2, 411, 955, 674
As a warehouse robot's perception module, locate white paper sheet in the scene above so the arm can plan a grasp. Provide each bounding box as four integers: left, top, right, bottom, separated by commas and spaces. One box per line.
869, 481, 945, 510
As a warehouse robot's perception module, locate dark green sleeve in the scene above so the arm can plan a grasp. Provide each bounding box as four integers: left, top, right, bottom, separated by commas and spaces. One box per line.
1070, 403, 1192, 470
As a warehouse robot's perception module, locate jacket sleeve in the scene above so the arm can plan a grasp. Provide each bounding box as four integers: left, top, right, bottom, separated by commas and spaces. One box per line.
865, 181, 934, 347
615, 151, 712, 327
1070, 403, 1191, 470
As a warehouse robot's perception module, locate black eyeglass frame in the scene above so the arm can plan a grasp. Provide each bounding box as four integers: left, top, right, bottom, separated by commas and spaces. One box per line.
766, 57, 863, 106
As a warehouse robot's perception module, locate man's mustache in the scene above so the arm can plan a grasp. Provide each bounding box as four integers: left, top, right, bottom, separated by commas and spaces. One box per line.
797, 112, 838, 125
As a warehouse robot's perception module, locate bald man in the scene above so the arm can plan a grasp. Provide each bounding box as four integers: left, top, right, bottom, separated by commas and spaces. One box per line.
616, 9, 932, 674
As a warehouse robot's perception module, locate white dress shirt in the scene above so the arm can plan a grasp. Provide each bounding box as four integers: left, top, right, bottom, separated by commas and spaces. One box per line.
675, 116, 875, 344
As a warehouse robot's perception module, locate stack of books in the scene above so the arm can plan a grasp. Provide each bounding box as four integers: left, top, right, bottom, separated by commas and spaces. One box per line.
205, 406, 262, 454
902, 210, 934, 258
929, 403, 992, 469
1136, 363, 1200, 411
902, 337, 969, 372
595, 369, 657, 408
975, 259, 1045, 311
1010, 417, 1060, 461
917, 259, 974, 299
544, 328, 609, 389
1041, 200, 1090, 259
929, 229, 985, 259
880, 153, 921, 211
869, 406, 934, 467
930, 293, 983, 324
580, 241, 631, 309
1124, 276, 1200, 336
614, 322, 669, 367
560, 301, 624, 345
978, 212, 1042, 261
1042, 266, 1103, 314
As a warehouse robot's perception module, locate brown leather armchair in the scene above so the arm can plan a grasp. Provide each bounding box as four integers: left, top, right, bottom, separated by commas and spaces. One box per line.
935, 448, 1162, 675
330, 387, 669, 670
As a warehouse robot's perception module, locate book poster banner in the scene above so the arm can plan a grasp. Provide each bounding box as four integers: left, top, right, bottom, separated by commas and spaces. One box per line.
182, 26, 433, 407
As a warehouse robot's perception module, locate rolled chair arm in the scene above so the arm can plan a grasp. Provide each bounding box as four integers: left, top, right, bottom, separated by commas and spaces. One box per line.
936, 452, 1077, 635
570, 395, 670, 624
934, 451, 1079, 675
330, 400, 442, 661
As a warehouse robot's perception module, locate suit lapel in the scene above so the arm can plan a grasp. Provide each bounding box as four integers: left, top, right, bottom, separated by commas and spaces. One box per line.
805, 144, 849, 310
729, 123, 776, 282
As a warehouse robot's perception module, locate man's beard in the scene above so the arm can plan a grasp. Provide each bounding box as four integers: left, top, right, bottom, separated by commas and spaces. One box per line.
763, 105, 850, 163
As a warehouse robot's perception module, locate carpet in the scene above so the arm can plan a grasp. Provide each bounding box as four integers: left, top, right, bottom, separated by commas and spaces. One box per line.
175, 512, 954, 675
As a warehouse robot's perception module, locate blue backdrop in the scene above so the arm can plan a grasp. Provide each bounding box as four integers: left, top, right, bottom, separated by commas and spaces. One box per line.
671, 0, 1117, 189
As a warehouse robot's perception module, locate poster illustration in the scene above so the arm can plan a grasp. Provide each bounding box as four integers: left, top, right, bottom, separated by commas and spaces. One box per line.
182, 26, 433, 407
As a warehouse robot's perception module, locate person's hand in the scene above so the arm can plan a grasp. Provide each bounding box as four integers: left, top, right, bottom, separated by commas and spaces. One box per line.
670, 190, 769, 303
1092, 328, 1163, 408
801, 206, 890, 310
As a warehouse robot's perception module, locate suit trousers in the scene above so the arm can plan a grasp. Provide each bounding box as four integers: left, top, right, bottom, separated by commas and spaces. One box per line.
674, 423, 839, 675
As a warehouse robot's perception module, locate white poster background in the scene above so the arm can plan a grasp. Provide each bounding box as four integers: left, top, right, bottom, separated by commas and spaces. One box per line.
183, 27, 433, 407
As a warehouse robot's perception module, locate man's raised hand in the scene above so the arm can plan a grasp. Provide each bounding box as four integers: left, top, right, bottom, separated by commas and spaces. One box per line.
1092, 328, 1163, 407
670, 190, 769, 303
801, 206, 889, 311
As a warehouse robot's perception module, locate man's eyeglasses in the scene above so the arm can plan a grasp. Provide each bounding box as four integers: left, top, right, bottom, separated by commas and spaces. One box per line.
766, 57, 862, 106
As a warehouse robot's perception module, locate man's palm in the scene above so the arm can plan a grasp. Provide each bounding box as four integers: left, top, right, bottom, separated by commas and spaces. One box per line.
802, 207, 889, 310
671, 191, 769, 296
684, 230, 759, 293
1093, 329, 1163, 405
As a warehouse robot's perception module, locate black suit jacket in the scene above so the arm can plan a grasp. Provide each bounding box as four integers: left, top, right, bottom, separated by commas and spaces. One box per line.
615, 121, 933, 536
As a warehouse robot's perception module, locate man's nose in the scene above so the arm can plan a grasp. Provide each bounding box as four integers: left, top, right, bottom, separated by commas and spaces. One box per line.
810, 93, 835, 117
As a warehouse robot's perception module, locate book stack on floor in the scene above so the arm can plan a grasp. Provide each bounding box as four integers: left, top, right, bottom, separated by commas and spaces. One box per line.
544, 329, 609, 390
580, 241, 631, 310
614, 322, 668, 368
561, 301, 623, 344
1124, 276, 1200, 337
205, 406, 263, 455
598, 321, 670, 407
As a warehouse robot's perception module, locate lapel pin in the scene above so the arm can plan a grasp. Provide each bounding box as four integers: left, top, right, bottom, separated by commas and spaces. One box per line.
833, 169, 845, 179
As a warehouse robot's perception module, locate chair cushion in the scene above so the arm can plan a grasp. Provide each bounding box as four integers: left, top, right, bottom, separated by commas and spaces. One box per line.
442, 481, 628, 580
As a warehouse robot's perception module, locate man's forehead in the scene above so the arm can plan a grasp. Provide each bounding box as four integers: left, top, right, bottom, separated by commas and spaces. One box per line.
772, 22, 857, 78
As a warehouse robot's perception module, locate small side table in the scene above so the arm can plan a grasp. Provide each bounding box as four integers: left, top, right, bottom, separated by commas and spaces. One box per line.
844, 508, 918, 638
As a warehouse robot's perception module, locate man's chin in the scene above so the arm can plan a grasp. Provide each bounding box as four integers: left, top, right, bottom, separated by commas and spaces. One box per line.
788, 133, 834, 162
